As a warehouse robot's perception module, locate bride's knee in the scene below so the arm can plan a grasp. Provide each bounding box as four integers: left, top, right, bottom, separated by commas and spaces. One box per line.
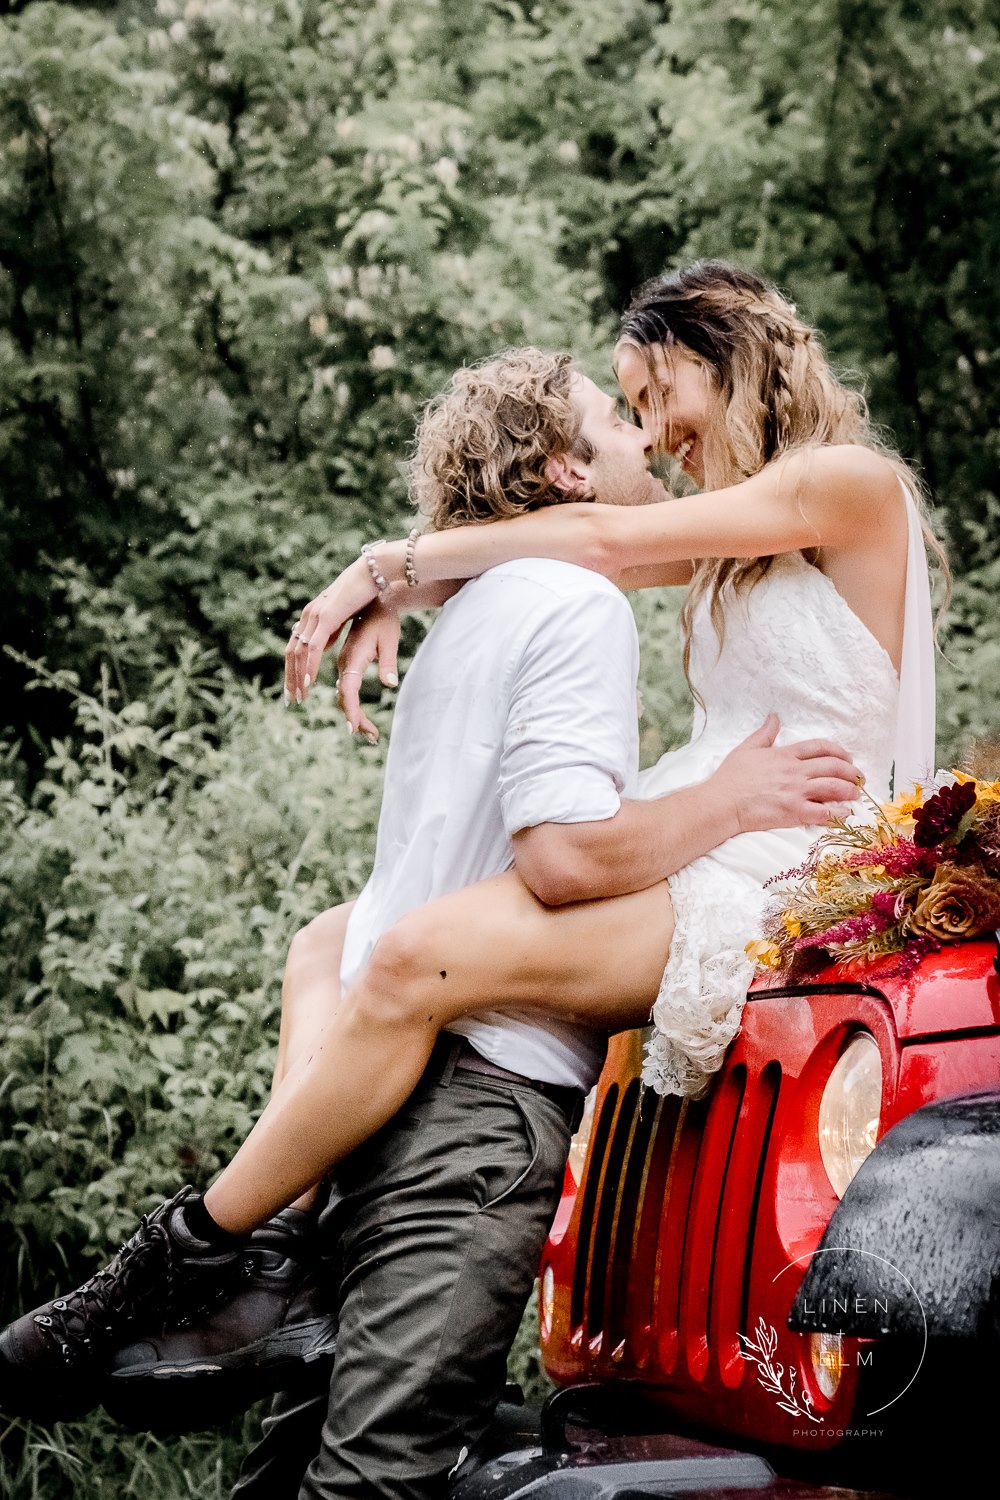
286, 906, 346, 977
351, 914, 444, 1029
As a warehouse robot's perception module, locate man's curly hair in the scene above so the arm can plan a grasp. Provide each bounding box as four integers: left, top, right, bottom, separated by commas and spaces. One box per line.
410, 348, 592, 530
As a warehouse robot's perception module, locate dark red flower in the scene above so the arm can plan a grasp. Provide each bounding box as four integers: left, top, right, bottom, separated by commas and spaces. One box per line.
912, 779, 977, 847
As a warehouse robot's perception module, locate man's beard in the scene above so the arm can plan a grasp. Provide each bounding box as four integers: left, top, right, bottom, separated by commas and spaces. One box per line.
591, 456, 668, 507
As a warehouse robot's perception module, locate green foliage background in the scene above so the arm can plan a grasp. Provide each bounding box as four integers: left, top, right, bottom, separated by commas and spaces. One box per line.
0, 0, 997, 1492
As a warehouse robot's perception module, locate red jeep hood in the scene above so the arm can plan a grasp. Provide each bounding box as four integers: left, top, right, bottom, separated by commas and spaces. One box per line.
751, 937, 1000, 1039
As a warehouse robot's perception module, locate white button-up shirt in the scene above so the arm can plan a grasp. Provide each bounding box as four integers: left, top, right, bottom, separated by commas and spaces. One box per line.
340, 558, 641, 1089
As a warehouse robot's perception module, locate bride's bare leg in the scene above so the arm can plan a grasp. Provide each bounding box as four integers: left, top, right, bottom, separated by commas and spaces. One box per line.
268, 901, 354, 1211
271, 903, 354, 1094
204, 872, 673, 1234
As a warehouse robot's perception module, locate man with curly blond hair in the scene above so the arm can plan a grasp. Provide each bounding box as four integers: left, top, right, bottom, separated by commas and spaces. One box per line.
410, 346, 661, 530
227, 348, 673, 1494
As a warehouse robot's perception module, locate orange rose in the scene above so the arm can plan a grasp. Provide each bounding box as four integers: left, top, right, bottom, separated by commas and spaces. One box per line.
905, 864, 1000, 943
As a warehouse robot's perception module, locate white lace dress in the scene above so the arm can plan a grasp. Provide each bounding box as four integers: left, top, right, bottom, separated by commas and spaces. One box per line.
636, 488, 935, 1099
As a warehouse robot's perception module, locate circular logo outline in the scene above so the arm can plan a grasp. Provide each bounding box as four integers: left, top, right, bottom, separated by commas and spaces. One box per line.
772, 1245, 928, 1416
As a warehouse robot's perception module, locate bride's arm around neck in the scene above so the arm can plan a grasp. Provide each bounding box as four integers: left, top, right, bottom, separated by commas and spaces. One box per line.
400, 444, 904, 590
588, 445, 905, 576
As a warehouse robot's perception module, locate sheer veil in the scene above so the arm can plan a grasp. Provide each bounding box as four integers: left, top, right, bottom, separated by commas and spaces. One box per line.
893, 482, 937, 794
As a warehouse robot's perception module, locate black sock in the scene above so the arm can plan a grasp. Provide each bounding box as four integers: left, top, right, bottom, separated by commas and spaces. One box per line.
182, 1193, 246, 1249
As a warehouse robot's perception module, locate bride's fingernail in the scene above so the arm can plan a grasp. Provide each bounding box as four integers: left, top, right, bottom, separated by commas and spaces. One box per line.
304, 674, 311, 689
346, 723, 354, 735
282, 690, 290, 707
295, 689, 302, 703
386, 673, 398, 687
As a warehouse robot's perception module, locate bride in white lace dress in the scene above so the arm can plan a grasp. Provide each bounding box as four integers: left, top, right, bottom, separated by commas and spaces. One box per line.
634, 512, 930, 1094
164, 263, 948, 1232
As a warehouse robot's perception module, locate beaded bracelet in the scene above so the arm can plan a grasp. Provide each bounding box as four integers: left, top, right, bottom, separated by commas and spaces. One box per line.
404, 527, 420, 588
361, 539, 390, 596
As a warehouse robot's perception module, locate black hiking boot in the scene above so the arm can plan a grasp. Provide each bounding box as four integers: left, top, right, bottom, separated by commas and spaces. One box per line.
103, 1207, 338, 1433
0, 1186, 246, 1424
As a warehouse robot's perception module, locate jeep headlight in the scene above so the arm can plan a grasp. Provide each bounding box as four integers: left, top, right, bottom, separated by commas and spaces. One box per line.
810, 1331, 846, 1399
818, 1033, 882, 1198
540, 1263, 555, 1340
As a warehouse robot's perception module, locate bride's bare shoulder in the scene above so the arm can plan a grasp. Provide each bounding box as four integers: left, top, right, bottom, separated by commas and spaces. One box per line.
778, 442, 898, 486
776, 444, 904, 524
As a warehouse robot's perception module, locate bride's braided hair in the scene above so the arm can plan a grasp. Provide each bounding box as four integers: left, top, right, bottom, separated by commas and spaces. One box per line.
618, 261, 947, 675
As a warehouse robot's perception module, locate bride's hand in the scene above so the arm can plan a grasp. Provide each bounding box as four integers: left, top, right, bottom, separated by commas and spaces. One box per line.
284, 556, 385, 706
335, 600, 402, 743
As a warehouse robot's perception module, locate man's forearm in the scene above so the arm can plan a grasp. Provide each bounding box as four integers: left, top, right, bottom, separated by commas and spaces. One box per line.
515, 780, 740, 906
513, 716, 860, 907
567, 786, 740, 899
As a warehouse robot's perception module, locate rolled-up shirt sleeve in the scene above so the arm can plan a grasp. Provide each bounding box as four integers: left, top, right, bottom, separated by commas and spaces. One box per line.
499, 584, 640, 837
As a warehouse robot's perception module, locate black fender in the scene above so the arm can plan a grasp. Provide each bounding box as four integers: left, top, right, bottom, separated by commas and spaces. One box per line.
788, 1088, 1000, 1340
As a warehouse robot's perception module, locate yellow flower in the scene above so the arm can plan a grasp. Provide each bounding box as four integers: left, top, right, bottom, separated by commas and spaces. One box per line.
746, 939, 784, 969
782, 913, 802, 938
882, 784, 924, 825
946, 770, 1000, 804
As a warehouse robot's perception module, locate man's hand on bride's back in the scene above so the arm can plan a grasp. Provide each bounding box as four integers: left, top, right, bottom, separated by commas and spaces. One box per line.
715, 713, 862, 834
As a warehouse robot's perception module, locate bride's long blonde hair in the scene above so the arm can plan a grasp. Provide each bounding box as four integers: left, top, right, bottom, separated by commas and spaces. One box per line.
616, 261, 948, 676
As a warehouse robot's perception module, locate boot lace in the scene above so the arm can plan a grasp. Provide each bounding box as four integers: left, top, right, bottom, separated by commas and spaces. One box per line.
33, 1214, 178, 1366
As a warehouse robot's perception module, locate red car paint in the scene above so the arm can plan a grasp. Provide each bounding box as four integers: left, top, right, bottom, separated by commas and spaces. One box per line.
538, 939, 1000, 1452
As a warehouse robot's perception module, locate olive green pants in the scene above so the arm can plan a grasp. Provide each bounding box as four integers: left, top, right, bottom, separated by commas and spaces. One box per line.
231, 1054, 575, 1499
